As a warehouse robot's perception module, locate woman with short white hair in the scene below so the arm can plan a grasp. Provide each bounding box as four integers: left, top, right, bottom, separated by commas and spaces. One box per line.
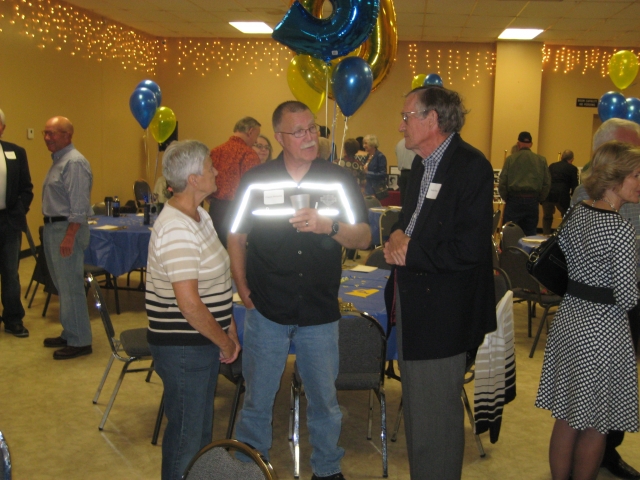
363, 134, 387, 196
146, 139, 240, 480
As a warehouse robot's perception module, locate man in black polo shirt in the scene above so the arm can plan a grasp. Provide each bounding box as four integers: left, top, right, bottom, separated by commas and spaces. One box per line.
228, 101, 371, 480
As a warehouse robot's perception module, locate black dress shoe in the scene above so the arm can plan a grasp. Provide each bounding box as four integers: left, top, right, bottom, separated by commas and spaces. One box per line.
53, 345, 92, 360
311, 473, 345, 480
44, 336, 67, 348
5, 324, 29, 338
602, 457, 640, 480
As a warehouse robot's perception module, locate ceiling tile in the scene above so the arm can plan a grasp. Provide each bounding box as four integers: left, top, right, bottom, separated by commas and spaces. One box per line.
509, 17, 555, 30
423, 26, 463, 37
425, 0, 477, 15
471, 1, 527, 16
551, 17, 605, 30
518, 2, 579, 18
399, 25, 425, 37
423, 14, 468, 28
458, 27, 503, 39
568, 1, 631, 18
394, 0, 428, 14
465, 16, 515, 29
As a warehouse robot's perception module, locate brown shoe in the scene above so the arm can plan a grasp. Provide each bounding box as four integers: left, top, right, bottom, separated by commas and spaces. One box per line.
44, 336, 67, 348
53, 345, 92, 360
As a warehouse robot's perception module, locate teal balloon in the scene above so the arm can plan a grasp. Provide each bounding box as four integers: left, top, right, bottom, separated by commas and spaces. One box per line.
331, 57, 373, 117
423, 73, 443, 87
272, 0, 379, 63
136, 80, 162, 107
598, 91, 627, 122
129, 87, 157, 129
626, 97, 640, 124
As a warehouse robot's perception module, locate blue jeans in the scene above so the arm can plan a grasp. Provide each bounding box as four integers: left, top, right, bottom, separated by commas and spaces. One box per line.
0, 214, 25, 327
503, 196, 540, 236
43, 222, 91, 346
149, 343, 221, 480
235, 308, 344, 477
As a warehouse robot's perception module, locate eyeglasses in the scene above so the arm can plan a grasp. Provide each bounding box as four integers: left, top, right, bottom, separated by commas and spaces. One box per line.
41, 130, 68, 137
254, 143, 271, 151
277, 124, 318, 138
400, 110, 428, 122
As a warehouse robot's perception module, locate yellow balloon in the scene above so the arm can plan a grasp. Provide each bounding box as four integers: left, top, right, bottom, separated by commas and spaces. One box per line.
149, 106, 177, 144
412, 74, 426, 90
608, 50, 639, 90
293, 0, 398, 94
287, 56, 326, 113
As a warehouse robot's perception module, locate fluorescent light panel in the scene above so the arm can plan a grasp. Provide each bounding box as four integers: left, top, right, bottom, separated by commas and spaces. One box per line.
229, 22, 273, 34
498, 28, 543, 40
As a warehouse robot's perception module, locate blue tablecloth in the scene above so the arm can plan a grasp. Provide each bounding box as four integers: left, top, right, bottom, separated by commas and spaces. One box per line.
232, 267, 396, 359
84, 215, 152, 277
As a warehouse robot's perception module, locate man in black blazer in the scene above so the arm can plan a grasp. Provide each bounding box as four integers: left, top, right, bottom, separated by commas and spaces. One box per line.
541, 149, 579, 234
384, 87, 496, 479
0, 108, 34, 337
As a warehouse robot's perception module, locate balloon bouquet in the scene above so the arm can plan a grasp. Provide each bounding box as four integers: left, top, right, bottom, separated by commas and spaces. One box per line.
598, 50, 640, 124
276, 0, 398, 161
129, 80, 177, 186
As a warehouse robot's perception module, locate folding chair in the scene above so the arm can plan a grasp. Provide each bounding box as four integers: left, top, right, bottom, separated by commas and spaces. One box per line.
289, 312, 388, 478
86, 274, 154, 430
182, 439, 277, 480
499, 246, 561, 357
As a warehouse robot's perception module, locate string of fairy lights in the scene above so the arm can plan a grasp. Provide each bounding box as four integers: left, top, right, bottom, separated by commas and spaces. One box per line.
408, 43, 497, 87
176, 39, 289, 77
0, 0, 637, 81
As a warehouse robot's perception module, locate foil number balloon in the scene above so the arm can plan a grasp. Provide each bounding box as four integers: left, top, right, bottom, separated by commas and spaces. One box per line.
273, 0, 380, 63
291, 0, 397, 94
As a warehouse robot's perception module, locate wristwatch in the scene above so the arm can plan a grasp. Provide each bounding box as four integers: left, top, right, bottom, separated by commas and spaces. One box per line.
329, 221, 340, 237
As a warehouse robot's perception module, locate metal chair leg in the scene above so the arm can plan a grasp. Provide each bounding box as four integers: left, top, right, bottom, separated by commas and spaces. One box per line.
28, 283, 39, 308
151, 392, 164, 445
42, 293, 52, 317
379, 388, 388, 478
461, 387, 485, 457
391, 397, 403, 442
225, 377, 244, 439
99, 361, 133, 430
529, 306, 553, 358
93, 353, 117, 404
367, 389, 374, 440
292, 379, 301, 479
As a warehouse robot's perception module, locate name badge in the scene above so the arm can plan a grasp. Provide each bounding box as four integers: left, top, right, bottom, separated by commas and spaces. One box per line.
4, 151, 16, 160
264, 189, 284, 205
426, 183, 441, 200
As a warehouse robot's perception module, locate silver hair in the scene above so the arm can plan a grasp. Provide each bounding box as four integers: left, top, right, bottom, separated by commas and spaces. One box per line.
593, 118, 640, 149
363, 134, 379, 149
0, 108, 5, 127
162, 140, 209, 193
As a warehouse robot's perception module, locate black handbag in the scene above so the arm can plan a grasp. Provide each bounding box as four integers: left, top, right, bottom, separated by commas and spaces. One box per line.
526, 206, 577, 296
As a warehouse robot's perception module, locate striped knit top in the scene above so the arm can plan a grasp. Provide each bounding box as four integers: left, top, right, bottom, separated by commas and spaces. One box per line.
146, 203, 232, 346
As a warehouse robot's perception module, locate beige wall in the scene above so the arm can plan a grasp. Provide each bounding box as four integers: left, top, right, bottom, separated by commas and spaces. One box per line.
490, 42, 543, 168
2, 18, 639, 248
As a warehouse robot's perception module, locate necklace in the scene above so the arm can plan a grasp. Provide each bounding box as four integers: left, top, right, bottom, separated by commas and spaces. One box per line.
593, 197, 617, 212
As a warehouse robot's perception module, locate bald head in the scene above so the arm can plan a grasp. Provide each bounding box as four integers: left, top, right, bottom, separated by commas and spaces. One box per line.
43, 116, 74, 153
593, 118, 640, 149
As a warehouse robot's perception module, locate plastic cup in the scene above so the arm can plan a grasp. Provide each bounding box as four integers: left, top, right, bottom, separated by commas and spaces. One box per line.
290, 194, 310, 211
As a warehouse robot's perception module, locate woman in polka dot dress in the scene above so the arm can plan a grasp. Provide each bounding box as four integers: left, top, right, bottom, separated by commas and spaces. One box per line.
535, 142, 640, 480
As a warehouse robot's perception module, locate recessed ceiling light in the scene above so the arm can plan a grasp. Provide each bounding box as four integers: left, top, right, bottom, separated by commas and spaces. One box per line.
229, 22, 273, 34
498, 28, 543, 40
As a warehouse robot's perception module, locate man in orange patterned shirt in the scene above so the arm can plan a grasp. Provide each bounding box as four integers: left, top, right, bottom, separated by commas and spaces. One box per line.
208, 116, 261, 246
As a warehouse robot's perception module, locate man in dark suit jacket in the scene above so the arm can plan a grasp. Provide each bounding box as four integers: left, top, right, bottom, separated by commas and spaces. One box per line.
541, 149, 579, 234
0, 108, 34, 337
384, 87, 496, 479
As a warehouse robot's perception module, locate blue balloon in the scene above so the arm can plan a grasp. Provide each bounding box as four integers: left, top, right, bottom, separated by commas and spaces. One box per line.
129, 87, 158, 129
331, 57, 373, 117
272, 0, 379, 63
598, 91, 627, 122
136, 79, 162, 107
626, 97, 640, 125
423, 73, 443, 87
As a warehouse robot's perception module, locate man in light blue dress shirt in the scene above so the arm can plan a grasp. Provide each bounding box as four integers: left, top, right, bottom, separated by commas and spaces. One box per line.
41, 116, 93, 360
